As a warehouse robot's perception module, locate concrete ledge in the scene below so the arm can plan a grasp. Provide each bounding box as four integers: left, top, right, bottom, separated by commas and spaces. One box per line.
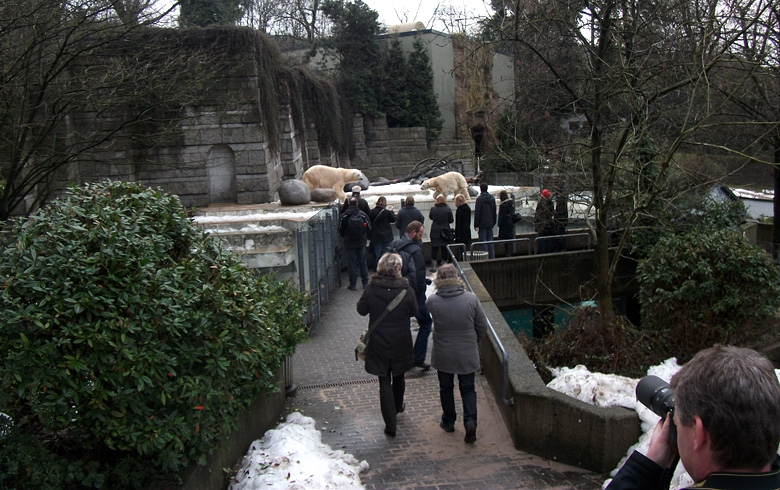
464, 266, 641, 474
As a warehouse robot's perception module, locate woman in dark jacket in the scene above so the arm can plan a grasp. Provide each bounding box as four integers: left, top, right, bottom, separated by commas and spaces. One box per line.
368, 196, 396, 268
454, 194, 471, 261
428, 195, 454, 272
356, 253, 418, 437
497, 190, 516, 257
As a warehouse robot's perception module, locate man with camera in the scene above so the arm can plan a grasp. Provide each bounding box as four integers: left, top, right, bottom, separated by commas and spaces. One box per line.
608, 344, 780, 489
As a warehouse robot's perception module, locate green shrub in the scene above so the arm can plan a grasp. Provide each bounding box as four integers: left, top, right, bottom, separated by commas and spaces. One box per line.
0, 181, 307, 488
637, 228, 780, 360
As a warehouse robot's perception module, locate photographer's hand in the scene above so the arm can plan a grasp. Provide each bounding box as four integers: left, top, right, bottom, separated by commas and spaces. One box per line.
646, 413, 678, 469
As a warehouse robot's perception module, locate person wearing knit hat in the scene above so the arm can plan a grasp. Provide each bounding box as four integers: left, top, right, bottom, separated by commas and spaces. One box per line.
534, 189, 555, 254
341, 185, 370, 215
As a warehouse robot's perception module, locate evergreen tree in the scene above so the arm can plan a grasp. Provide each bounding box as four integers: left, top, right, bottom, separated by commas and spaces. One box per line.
321, 0, 383, 116
380, 37, 410, 127
406, 36, 443, 142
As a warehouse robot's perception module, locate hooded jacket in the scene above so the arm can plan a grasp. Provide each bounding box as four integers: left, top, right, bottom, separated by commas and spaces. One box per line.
426, 277, 488, 374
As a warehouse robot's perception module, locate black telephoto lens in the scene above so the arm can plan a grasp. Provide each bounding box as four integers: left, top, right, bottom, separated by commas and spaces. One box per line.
636, 375, 675, 417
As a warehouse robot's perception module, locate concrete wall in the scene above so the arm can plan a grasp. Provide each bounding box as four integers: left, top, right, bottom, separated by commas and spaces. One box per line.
462, 263, 642, 474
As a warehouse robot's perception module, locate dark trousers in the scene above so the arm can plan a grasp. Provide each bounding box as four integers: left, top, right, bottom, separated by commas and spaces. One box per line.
378, 373, 405, 432
346, 246, 368, 287
430, 245, 449, 264
437, 371, 477, 428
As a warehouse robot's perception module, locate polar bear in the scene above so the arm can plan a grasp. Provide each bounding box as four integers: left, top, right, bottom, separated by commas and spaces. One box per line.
420, 171, 469, 202
302, 165, 365, 202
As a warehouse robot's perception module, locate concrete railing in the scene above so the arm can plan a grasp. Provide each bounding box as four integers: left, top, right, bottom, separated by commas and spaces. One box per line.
461, 263, 642, 474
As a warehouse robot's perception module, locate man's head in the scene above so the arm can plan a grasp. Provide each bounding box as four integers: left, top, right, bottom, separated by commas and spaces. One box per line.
352, 185, 361, 196
348, 196, 358, 208
405, 196, 415, 207
541, 189, 551, 199
671, 345, 780, 479
406, 220, 424, 242
480, 183, 488, 193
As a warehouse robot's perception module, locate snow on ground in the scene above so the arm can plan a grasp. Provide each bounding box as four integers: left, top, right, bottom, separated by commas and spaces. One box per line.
228, 412, 369, 490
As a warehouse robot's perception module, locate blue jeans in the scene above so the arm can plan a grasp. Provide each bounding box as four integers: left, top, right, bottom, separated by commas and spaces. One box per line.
346, 246, 368, 287
413, 292, 433, 366
437, 371, 477, 428
477, 228, 495, 259
372, 240, 392, 269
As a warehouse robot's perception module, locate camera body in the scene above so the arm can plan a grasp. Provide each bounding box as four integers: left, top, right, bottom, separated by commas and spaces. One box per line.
636, 375, 677, 447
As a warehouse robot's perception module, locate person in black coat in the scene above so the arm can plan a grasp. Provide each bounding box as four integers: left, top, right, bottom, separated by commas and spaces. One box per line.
428, 195, 454, 272
454, 194, 471, 261
473, 183, 496, 259
356, 253, 418, 437
497, 190, 516, 257
368, 196, 396, 269
388, 221, 433, 370
341, 185, 370, 215
534, 189, 556, 254
395, 196, 425, 236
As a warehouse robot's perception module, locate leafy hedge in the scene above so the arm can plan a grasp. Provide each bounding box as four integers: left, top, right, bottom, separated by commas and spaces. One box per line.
637, 228, 780, 360
0, 181, 307, 488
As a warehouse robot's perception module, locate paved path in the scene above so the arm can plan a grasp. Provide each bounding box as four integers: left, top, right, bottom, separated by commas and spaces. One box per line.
285, 273, 607, 490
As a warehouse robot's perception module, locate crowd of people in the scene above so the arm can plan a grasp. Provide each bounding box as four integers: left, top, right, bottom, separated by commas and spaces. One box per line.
338, 181, 566, 443
341, 182, 780, 490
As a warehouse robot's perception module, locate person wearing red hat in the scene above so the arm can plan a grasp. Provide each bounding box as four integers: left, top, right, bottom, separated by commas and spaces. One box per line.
534, 189, 555, 254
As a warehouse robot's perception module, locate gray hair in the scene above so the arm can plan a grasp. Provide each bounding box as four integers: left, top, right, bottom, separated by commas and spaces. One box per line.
433, 264, 464, 288
671, 344, 780, 469
377, 252, 403, 278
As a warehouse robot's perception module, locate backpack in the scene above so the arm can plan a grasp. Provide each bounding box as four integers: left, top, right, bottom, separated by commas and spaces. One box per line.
385, 240, 416, 288
344, 211, 369, 240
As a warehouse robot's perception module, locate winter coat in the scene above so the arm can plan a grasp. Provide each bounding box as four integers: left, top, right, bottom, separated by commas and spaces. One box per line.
554, 194, 568, 235
428, 202, 454, 248
606, 450, 780, 490
395, 205, 425, 236
426, 278, 488, 375
534, 197, 556, 236
497, 199, 516, 240
473, 191, 496, 230
369, 205, 396, 243
341, 196, 370, 215
356, 275, 418, 377
455, 202, 472, 247
339, 205, 371, 249
388, 234, 426, 297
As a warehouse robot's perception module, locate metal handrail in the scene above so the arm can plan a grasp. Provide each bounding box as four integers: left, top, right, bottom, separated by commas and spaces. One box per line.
470, 238, 532, 256
445, 242, 513, 406
533, 232, 591, 254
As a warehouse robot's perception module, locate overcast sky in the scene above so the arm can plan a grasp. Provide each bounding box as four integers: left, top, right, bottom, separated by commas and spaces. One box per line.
362, 0, 494, 33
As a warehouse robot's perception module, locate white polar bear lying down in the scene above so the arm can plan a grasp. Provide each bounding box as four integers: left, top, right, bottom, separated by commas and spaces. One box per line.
420, 171, 469, 201
302, 165, 365, 202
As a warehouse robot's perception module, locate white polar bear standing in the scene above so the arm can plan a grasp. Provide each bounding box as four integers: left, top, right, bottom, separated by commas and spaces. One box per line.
302, 165, 365, 202
420, 171, 469, 201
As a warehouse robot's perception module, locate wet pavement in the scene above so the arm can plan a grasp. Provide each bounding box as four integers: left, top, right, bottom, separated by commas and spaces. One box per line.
284, 272, 607, 490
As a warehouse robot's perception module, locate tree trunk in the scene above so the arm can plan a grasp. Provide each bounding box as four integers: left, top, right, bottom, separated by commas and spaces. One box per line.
773, 136, 780, 265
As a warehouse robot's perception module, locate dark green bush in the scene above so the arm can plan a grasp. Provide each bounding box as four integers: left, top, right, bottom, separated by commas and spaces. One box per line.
637, 228, 780, 360
0, 181, 307, 488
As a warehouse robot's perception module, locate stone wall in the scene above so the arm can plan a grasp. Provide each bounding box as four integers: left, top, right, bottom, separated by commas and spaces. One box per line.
37, 31, 477, 213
